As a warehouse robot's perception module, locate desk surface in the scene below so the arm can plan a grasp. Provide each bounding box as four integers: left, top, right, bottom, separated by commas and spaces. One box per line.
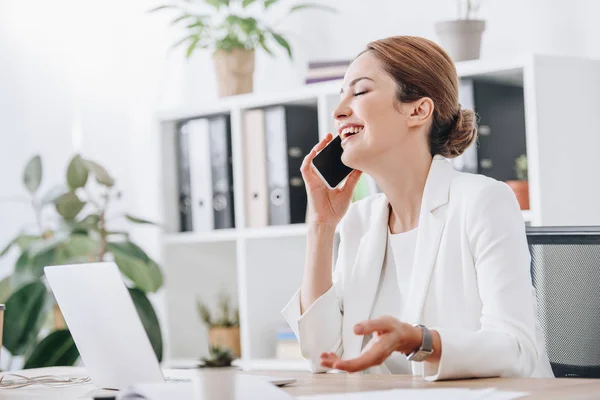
247, 370, 600, 399
1, 367, 600, 399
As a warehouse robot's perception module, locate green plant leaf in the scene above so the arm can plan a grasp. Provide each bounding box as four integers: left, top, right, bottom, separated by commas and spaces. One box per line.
258, 32, 274, 56
4, 281, 48, 356
23, 329, 80, 369
147, 4, 177, 13
125, 214, 160, 226
0, 275, 13, 304
83, 159, 115, 187
13, 250, 36, 287
55, 192, 86, 220
66, 155, 89, 190
205, 0, 229, 9
56, 235, 99, 263
16, 235, 41, 251
264, 0, 279, 8
289, 2, 336, 13
40, 185, 69, 206
170, 13, 196, 26
107, 242, 163, 293
0, 237, 17, 257
186, 35, 201, 58
270, 31, 292, 58
23, 155, 42, 194
129, 288, 163, 362
242, 0, 259, 7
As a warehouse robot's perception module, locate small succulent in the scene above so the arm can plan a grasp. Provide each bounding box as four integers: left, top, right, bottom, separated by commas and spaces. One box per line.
197, 293, 239, 328
201, 345, 235, 367
515, 154, 528, 181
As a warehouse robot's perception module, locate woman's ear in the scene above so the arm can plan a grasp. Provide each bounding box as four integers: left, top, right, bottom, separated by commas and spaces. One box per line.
406, 97, 434, 128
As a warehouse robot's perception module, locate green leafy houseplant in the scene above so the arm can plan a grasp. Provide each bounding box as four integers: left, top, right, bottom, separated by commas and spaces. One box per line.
197, 293, 239, 328
197, 293, 241, 359
149, 0, 335, 96
0, 155, 164, 370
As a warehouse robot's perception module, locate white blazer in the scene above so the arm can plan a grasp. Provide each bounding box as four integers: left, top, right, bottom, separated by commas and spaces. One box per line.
282, 155, 554, 381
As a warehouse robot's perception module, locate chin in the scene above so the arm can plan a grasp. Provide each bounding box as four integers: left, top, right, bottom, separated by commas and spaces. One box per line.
341, 147, 366, 171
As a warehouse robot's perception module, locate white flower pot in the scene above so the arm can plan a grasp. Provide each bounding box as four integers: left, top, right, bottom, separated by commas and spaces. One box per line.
435, 20, 486, 62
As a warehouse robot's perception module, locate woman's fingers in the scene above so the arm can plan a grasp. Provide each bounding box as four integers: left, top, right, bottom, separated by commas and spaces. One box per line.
332, 344, 386, 373
300, 133, 333, 177
320, 352, 340, 368
340, 169, 363, 193
354, 316, 395, 335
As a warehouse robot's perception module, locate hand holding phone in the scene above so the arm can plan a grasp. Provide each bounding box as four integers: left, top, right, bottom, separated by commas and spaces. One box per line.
300, 133, 362, 226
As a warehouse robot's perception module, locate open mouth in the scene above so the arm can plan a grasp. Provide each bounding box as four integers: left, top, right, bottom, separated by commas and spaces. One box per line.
341, 125, 364, 140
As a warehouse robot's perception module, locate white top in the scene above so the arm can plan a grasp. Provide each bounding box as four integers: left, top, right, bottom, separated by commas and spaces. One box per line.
363, 227, 418, 374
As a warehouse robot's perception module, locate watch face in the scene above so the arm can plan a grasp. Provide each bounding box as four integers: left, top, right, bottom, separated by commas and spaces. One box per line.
407, 349, 434, 362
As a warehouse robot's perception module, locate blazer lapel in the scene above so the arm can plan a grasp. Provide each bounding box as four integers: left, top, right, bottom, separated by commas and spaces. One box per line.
343, 195, 389, 358
405, 155, 455, 324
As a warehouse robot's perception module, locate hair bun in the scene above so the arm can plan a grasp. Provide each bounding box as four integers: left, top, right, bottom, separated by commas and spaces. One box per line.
441, 107, 478, 158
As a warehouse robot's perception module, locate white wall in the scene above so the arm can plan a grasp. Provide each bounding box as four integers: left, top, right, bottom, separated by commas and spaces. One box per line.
2, 0, 600, 361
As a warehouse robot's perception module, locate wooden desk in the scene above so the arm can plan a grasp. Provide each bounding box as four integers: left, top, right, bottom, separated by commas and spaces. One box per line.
1, 367, 600, 399
243, 371, 600, 400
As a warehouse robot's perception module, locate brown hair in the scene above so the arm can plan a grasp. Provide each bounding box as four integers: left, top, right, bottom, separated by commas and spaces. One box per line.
361, 36, 477, 158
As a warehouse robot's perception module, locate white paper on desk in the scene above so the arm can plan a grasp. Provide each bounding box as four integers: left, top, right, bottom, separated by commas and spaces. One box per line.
296, 388, 529, 400
116, 375, 292, 400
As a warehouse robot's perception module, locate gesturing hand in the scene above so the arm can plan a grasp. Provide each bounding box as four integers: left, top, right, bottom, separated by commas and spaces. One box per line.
319, 316, 424, 373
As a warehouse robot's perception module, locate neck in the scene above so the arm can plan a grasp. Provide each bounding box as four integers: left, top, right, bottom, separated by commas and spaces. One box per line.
368, 150, 432, 234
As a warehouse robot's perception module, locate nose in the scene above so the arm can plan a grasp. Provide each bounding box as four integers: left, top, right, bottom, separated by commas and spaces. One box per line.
333, 98, 352, 121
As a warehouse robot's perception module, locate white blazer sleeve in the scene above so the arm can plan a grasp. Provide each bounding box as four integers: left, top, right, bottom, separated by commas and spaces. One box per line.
280, 224, 347, 373
423, 181, 539, 381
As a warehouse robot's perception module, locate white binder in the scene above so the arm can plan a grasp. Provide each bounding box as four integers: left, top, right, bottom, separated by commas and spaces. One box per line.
243, 109, 269, 228
187, 118, 214, 232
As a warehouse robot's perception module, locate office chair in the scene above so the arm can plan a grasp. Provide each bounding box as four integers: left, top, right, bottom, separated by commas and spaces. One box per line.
526, 226, 600, 378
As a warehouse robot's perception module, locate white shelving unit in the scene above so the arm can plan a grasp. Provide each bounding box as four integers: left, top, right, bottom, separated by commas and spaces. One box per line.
157, 54, 600, 368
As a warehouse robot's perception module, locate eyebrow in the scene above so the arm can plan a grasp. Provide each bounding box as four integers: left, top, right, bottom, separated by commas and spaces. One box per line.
340, 77, 374, 94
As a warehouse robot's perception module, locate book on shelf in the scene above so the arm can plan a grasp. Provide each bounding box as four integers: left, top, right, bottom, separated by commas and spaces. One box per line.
305, 59, 351, 85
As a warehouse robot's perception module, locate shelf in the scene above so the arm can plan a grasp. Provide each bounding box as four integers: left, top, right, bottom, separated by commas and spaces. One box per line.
243, 224, 309, 240
522, 210, 534, 223
163, 228, 238, 244
163, 211, 533, 244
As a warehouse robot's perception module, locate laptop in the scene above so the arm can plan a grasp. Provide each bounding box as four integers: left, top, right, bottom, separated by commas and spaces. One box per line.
44, 262, 295, 390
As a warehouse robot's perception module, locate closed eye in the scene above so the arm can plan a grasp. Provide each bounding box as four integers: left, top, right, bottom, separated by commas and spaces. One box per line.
353, 91, 368, 97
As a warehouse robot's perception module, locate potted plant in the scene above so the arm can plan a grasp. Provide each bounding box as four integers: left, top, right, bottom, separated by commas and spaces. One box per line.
435, 0, 486, 62
150, 0, 335, 97
201, 345, 236, 368
0, 155, 164, 370
197, 293, 241, 357
506, 154, 530, 210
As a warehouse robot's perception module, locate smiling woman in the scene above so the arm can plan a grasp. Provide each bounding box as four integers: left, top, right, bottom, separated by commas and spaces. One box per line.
282, 35, 555, 381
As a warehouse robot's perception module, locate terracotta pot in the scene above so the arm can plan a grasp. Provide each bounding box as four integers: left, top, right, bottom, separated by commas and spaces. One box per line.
212, 49, 255, 97
435, 20, 486, 62
208, 327, 241, 358
506, 180, 530, 210
54, 303, 66, 330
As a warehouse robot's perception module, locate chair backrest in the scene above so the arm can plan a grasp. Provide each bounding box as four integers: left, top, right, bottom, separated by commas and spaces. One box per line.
526, 226, 600, 378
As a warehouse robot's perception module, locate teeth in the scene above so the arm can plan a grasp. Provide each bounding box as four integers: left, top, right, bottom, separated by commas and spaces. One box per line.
341, 126, 364, 137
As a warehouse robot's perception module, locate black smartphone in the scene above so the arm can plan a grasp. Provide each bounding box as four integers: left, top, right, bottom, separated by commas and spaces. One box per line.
311, 135, 354, 189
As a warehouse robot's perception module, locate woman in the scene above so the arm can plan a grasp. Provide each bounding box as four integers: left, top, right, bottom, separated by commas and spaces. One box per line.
281, 36, 554, 381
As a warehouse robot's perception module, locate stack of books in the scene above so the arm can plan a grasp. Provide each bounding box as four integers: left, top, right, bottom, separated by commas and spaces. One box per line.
305, 60, 351, 85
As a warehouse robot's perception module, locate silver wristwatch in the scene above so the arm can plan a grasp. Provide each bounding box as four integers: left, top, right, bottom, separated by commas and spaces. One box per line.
406, 324, 434, 362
